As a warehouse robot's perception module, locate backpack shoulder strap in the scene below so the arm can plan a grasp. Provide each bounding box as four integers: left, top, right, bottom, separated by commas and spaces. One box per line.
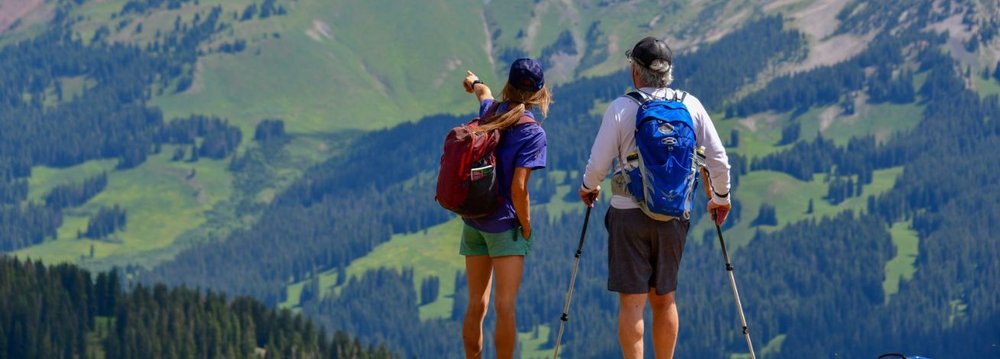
481, 101, 501, 121
672, 90, 687, 103
625, 91, 647, 106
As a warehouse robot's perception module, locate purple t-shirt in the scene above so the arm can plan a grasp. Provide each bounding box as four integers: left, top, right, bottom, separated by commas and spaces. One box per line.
463, 99, 548, 233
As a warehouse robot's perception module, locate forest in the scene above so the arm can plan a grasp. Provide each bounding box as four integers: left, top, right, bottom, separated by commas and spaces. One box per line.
0, 256, 396, 358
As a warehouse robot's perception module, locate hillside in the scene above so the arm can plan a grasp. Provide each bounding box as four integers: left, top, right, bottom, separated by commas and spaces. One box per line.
7, 0, 997, 269
1, 0, 809, 270
3, 0, 1000, 358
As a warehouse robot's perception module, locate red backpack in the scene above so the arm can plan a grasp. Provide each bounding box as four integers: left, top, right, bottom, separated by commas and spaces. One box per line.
435, 105, 533, 218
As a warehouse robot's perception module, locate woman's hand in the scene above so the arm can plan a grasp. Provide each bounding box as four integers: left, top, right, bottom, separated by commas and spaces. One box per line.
463, 70, 479, 93
520, 225, 532, 241
464, 70, 493, 102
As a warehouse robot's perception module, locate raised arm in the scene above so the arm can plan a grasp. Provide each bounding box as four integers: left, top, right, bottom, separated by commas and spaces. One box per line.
463, 70, 494, 103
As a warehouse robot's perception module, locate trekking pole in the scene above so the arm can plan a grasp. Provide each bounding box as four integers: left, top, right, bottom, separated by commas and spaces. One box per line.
552, 201, 593, 359
699, 158, 757, 359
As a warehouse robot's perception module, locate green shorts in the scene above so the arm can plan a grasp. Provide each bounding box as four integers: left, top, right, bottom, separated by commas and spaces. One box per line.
460, 224, 533, 257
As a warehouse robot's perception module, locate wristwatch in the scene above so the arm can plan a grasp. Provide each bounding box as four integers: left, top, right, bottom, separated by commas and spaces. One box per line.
471, 79, 484, 87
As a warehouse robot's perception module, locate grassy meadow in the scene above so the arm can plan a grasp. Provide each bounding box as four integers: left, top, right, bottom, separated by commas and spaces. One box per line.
16, 147, 233, 265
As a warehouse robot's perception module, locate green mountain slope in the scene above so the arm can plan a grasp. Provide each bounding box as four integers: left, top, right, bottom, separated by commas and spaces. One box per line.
9, 0, 967, 268
46, 0, 887, 133
149, 0, 495, 133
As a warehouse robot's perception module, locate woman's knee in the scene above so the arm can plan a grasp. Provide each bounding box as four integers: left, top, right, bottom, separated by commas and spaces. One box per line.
462, 330, 484, 356
466, 299, 489, 319
493, 297, 517, 317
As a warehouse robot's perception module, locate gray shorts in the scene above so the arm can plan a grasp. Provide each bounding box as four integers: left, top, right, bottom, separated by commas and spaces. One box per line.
605, 207, 689, 296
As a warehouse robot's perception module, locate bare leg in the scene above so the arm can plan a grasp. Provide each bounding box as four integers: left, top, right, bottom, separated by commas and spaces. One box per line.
649, 289, 678, 358
463, 255, 493, 359
618, 293, 647, 359
491, 255, 524, 359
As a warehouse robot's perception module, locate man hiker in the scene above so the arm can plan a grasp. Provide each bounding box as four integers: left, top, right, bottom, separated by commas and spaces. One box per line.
577, 36, 732, 358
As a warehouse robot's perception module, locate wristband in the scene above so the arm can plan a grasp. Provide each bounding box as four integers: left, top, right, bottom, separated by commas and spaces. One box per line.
471, 79, 485, 87
714, 191, 729, 198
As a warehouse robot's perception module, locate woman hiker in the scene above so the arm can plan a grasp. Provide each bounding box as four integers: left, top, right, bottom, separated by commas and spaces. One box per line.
459, 58, 551, 359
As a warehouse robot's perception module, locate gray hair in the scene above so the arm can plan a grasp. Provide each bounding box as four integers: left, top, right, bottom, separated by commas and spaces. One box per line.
636, 60, 673, 88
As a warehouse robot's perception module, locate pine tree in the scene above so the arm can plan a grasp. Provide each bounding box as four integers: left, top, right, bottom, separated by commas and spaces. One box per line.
335, 264, 346, 286
751, 204, 778, 226
0, 324, 7, 359
107, 268, 120, 314
419, 276, 440, 305
172, 147, 185, 161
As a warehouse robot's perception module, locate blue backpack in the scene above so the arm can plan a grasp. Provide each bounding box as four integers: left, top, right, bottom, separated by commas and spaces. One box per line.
623, 90, 699, 221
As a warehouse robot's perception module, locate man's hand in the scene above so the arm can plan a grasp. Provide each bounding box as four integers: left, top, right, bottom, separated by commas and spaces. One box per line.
463, 70, 479, 93
707, 201, 731, 226
578, 185, 600, 208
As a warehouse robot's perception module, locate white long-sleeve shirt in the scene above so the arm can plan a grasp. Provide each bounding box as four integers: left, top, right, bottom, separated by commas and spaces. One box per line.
581, 87, 731, 209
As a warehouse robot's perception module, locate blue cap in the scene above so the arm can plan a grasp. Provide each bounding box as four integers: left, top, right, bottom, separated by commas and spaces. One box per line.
508, 58, 545, 91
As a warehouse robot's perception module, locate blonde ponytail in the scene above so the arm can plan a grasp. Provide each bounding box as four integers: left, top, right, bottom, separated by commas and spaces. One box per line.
478, 83, 552, 132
